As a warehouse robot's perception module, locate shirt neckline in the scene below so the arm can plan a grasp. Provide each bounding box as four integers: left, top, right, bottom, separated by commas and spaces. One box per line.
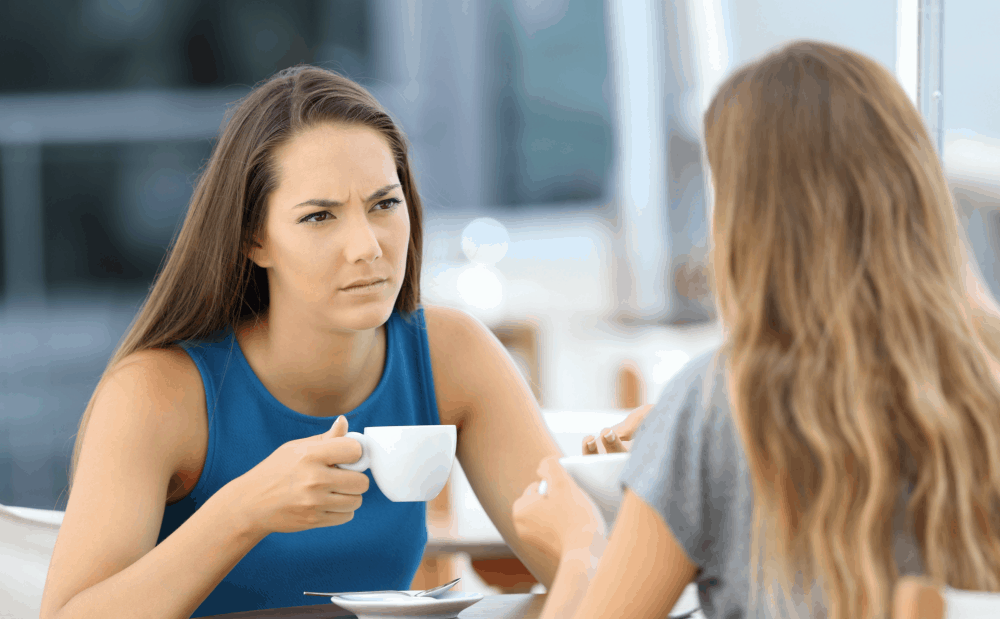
226, 315, 396, 426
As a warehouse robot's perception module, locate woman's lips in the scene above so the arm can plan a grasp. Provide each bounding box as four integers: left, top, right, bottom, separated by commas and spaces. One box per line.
340, 279, 388, 295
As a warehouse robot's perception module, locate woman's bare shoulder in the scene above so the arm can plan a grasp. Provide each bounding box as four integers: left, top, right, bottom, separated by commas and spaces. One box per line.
421, 304, 489, 347
44, 347, 209, 617
111, 345, 199, 379
105, 347, 204, 415
96, 345, 208, 481
420, 304, 511, 425
421, 304, 503, 374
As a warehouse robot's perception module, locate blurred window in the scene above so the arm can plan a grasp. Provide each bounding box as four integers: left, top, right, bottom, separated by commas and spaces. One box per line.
940, 1, 1000, 299
0, 0, 371, 92
486, 0, 613, 206
41, 141, 212, 294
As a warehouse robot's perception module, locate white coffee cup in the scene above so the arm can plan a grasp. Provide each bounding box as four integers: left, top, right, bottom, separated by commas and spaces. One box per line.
558, 453, 630, 527
336, 425, 457, 502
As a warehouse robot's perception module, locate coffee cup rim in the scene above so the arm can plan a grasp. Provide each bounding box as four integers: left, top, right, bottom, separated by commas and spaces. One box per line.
363, 425, 456, 434
559, 452, 630, 467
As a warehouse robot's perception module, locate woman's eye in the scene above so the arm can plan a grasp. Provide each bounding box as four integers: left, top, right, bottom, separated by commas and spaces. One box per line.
373, 197, 402, 211
300, 211, 331, 224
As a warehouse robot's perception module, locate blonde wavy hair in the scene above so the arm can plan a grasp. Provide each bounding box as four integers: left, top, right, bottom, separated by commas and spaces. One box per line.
703, 39, 1000, 618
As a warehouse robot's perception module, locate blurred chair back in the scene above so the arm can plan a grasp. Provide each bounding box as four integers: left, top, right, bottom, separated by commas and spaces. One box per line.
0, 504, 63, 619
492, 320, 542, 405
614, 360, 645, 409
894, 576, 1000, 619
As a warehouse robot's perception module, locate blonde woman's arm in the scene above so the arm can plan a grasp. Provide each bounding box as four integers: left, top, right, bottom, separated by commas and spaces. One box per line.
520, 349, 730, 618
558, 490, 697, 619
513, 457, 698, 619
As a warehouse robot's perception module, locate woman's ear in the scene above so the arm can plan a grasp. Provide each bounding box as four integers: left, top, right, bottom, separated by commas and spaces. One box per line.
247, 237, 271, 269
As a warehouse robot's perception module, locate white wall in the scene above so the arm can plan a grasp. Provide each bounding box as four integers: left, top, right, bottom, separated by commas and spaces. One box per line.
716, 0, 998, 141
726, 0, 897, 77
941, 1, 1000, 141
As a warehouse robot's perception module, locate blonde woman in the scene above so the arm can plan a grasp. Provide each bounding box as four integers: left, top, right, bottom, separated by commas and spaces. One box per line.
513, 39, 1000, 619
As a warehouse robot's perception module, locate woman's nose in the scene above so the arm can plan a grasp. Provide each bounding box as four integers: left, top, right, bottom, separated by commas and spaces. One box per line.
342, 215, 383, 264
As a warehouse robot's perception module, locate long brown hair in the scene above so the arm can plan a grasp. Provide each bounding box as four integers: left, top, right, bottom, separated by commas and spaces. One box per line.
704, 40, 1000, 618
70, 65, 424, 481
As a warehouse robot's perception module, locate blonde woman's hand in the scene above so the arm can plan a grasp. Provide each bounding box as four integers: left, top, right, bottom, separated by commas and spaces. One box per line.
512, 456, 606, 561
581, 403, 654, 454
224, 415, 370, 535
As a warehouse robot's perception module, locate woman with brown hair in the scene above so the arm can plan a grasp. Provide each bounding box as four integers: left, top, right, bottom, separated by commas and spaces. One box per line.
39, 65, 564, 618
513, 39, 1000, 619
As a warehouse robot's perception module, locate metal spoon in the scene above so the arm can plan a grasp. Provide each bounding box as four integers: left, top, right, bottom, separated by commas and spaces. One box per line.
305, 577, 461, 599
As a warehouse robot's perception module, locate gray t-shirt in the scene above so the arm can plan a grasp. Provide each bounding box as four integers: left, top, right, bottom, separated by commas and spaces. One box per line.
619, 347, 924, 619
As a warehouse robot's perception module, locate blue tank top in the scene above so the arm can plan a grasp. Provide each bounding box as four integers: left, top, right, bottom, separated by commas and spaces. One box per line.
157, 309, 440, 617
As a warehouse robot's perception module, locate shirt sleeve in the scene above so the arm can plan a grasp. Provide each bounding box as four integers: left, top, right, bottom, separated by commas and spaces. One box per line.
619, 347, 745, 584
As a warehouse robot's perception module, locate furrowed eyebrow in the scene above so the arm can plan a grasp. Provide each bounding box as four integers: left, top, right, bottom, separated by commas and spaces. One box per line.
292, 184, 402, 209
365, 183, 402, 202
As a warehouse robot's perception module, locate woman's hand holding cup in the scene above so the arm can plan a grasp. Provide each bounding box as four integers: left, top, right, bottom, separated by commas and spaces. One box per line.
226, 415, 370, 535
581, 403, 654, 454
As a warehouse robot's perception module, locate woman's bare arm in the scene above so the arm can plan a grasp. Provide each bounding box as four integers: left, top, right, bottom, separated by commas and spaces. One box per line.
424, 305, 564, 587
39, 349, 268, 619
551, 489, 697, 619
41, 347, 368, 619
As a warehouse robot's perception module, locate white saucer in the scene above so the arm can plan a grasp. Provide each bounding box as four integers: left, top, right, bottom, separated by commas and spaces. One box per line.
330, 591, 485, 619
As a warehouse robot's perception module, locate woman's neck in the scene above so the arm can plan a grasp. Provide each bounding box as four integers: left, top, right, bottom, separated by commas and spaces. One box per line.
235, 312, 386, 417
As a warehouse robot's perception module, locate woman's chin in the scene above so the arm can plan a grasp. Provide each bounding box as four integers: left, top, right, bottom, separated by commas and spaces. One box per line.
329, 302, 396, 332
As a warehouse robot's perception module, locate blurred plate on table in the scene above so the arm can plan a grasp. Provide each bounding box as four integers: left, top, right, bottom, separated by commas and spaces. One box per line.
330, 591, 484, 619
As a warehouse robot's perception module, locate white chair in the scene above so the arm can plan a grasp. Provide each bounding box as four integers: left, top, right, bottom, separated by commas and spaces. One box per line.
0, 504, 64, 619
894, 576, 1000, 619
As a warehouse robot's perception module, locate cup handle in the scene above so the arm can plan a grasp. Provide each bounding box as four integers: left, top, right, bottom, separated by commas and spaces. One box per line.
335, 431, 370, 472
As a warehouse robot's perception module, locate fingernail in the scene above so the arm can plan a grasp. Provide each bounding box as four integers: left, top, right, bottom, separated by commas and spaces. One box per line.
604, 430, 616, 442
586, 440, 597, 452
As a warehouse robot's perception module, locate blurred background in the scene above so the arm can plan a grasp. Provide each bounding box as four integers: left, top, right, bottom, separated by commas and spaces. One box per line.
0, 0, 997, 565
